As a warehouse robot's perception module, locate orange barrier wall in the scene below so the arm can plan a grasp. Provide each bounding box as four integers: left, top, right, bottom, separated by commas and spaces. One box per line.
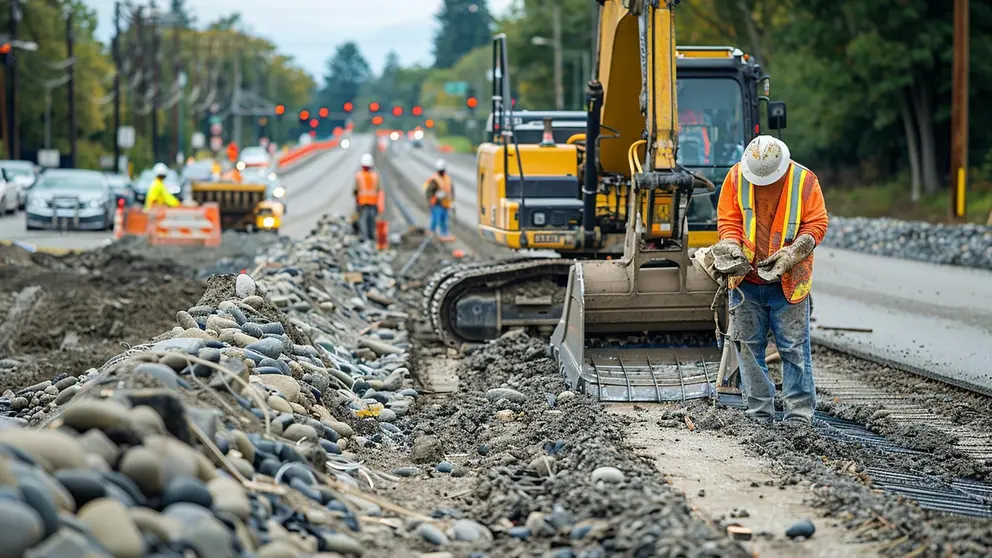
277, 139, 339, 168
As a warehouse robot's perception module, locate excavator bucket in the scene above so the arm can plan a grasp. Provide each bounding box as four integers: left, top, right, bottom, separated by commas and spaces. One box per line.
550, 241, 724, 402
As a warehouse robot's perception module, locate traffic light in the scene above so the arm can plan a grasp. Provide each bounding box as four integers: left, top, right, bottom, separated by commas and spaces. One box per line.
392, 106, 403, 117
275, 104, 285, 116
309, 118, 319, 128
372, 115, 384, 126
412, 106, 423, 117
299, 109, 310, 121
369, 102, 380, 112
343, 102, 354, 113
319, 107, 329, 118
425, 119, 435, 129
466, 97, 478, 110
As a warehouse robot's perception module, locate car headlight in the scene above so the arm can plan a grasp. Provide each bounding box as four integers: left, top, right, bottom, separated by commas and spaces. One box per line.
272, 187, 285, 198
341, 139, 350, 149
88, 199, 104, 208
269, 173, 277, 181
532, 212, 546, 226
236, 161, 246, 171
262, 216, 275, 228
28, 197, 48, 208
414, 130, 424, 140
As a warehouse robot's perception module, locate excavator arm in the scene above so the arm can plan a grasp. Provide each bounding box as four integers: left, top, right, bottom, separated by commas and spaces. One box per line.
550, 0, 729, 402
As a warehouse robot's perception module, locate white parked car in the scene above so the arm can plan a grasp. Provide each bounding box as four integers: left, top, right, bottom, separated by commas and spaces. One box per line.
0, 170, 17, 214
0, 160, 38, 210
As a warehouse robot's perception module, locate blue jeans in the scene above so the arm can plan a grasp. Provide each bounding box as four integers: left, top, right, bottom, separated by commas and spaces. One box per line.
728, 281, 815, 421
429, 205, 449, 236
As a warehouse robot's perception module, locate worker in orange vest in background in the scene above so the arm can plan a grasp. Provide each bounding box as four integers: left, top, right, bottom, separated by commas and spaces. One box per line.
226, 142, 239, 163
353, 153, 381, 241
423, 159, 454, 242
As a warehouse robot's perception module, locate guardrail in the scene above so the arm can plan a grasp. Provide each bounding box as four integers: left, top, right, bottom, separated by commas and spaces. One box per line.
277, 139, 340, 168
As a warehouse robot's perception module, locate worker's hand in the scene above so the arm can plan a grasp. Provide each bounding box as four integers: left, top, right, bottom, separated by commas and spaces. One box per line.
711, 239, 750, 276
757, 234, 816, 281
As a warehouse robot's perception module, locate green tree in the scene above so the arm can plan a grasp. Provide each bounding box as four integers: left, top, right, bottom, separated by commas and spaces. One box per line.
319, 42, 371, 109
433, 0, 493, 69
169, 0, 195, 28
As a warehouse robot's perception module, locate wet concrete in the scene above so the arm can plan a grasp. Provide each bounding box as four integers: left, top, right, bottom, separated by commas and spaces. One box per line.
812, 247, 992, 394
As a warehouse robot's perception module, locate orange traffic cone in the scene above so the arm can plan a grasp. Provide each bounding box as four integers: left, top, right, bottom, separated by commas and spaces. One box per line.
376, 220, 388, 251
113, 198, 125, 239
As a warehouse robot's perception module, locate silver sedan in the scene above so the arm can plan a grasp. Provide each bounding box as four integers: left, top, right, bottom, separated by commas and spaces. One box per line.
25, 169, 116, 231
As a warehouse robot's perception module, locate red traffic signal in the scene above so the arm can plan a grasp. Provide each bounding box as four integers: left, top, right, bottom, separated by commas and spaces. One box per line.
343, 102, 354, 112
412, 106, 423, 116
299, 109, 310, 120
425, 119, 435, 129
369, 102, 380, 112
333, 126, 343, 136
371, 115, 384, 126
466, 97, 478, 109
309, 118, 319, 128
275, 104, 285, 115
319, 107, 329, 118
392, 106, 403, 117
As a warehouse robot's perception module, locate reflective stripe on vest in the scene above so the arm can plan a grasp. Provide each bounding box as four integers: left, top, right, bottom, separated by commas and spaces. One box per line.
737, 162, 807, 255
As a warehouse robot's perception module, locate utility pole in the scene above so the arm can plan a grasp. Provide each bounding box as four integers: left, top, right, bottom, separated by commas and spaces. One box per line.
9, 0, 19, 159
66, 8, 77, 167
134, 7, 144, 136
950, 0, 969, 223
113, 1, 121, 173
551, 3, 564, 110
150, 3, 161, 163
172, 20, 181, 164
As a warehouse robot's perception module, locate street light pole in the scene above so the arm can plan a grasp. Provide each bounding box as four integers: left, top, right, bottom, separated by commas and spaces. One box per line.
551, 3, 563, 110
113, 1, 121, 173
67, 7, 77, 166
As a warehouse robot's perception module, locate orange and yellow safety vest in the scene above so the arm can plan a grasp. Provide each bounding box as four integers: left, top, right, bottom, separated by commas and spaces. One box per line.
426, 173, 452, 209
355, 170, 380, 206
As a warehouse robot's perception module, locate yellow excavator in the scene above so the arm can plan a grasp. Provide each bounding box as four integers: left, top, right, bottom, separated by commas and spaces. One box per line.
424, 0, 790, 401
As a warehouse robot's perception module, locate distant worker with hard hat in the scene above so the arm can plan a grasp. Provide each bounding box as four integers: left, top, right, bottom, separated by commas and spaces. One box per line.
353, 153, 381, 241
144, 163, 180, 211
423, 159, 454, 242
710, 135, 828, 426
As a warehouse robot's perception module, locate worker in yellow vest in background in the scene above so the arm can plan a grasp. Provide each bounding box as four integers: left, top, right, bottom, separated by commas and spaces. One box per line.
353, 153, 380, 241
423, 159, 454, 242
144, 163, 180, 212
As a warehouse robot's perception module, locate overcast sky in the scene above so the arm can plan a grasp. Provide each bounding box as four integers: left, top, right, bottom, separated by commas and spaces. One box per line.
90, 0, 514, 80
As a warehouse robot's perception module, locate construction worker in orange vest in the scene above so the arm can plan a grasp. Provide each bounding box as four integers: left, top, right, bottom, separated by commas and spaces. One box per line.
423, 159, 454, 241
353, 153, 380, 241
711, 136, 828, 426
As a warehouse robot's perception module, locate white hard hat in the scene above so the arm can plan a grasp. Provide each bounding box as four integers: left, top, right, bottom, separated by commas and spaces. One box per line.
361, 153, 374, 167
741, 135, 790, 186
153, 163, 169, 176
435, 159, 446, 171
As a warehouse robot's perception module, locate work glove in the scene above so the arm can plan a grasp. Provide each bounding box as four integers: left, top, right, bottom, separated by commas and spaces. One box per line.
757, 233, 816, 282
711, 239, 751, 276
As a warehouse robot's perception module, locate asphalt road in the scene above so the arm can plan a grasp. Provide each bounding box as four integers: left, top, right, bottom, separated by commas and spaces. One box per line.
390, 142, 480, 229
0, 143, 364, 252
278, 135, 372, 238
419, 147, 992, 394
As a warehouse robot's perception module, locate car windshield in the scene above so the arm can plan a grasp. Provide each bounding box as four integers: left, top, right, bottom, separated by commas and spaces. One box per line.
183, 162, 214, 179
104, 174, 130, 187
240, 147, 267, 160
36, 173, 105, 191
1, 165, 34, 178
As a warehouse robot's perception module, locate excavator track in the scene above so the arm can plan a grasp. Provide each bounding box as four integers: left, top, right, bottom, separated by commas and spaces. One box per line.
425, 258, 576, 347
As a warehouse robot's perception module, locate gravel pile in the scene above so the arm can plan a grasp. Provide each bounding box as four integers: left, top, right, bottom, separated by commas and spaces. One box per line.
0, 215, 425, 557
822, 216, 992, 270
401, 331, 750, 557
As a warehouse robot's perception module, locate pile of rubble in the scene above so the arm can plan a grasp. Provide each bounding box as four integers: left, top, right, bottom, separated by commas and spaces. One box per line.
822, 216, 992, 270
0, 216, 421, 557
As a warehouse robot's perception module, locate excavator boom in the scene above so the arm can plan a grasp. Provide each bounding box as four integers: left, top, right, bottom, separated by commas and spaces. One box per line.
548, 0, 727, 402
